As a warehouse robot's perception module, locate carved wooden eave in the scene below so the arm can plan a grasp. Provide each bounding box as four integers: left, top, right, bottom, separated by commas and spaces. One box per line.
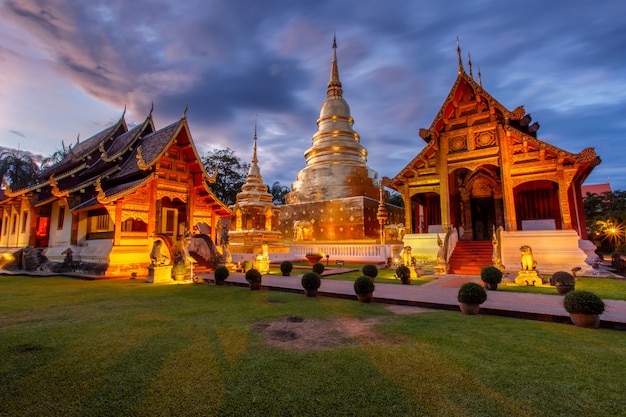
49, 174, 69, 198
2, 179, 17, 197
96, 173, 155, 205
203, 165, 218, 184
98, 141, 112, 162
136, 145, 149, 171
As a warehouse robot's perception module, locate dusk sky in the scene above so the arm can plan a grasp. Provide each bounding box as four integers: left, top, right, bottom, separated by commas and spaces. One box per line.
1, 0, 625, 192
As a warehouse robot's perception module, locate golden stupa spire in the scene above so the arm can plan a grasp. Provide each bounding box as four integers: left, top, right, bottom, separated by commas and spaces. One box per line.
327, 35, 343, 98
252, 115, 258, 165
457, 37, 464, 74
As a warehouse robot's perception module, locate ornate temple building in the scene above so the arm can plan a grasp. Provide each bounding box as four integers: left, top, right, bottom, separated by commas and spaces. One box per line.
280, 38, 403, 242
0, 108, 230, 276
387, 44, 600, 273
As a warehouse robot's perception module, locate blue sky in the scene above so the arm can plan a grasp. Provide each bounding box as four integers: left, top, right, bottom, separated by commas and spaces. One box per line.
1, 0, 625, 191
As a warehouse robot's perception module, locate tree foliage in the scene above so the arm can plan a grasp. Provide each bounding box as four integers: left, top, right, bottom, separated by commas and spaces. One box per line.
0, 151, 38, 190
40, 140, 72, 171
270, 181, 290, 205
583, 190, 626, 252
389, 191, 404, 207
202, 148, 250, 206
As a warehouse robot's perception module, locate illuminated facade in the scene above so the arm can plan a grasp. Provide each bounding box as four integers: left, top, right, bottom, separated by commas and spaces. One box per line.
0, 108, 230, 276
280, 37, 403, 241
388, 44, 600, 273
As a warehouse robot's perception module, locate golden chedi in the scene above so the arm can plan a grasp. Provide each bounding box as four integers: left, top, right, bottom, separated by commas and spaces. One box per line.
281, 38, 403, 242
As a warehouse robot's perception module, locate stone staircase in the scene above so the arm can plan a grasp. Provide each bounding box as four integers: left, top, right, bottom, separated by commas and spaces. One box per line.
447, 241, 493, 275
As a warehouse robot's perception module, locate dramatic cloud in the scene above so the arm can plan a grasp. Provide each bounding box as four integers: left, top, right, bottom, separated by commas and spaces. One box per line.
1, 0, 625, 189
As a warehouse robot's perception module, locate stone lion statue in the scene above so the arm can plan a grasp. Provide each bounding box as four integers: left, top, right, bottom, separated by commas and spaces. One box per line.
520, 245, 537, 271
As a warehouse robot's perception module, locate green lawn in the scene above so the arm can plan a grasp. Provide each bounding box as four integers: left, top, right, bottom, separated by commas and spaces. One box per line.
497, 277, 626, 300
1, 275, 625, 416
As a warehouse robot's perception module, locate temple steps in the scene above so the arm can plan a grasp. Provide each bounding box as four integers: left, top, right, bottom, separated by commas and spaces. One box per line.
447, 241, 493, 275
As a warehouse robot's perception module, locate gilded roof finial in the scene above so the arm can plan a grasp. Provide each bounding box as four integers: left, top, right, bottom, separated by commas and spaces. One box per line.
468, 52, 473, 78
252, 115, 258, 165
327, 35, 343, 98
456, 37, 464, 74
183, 100, 188, 119
149, 101, 154, 116
478, 65, 482, 86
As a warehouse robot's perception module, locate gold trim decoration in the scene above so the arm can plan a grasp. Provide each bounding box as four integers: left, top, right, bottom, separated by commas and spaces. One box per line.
95, 177, 112, 204
136, 145, 149, 171
474, 130, 496, 148
50, 174, 69, 198
449, 135, 467, 152
2, 178, 16, 197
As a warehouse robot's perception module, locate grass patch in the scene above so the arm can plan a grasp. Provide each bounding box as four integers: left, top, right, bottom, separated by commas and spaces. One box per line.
1, 275, 625, 416
273, 264, 437, 286
499, 277, 626, 300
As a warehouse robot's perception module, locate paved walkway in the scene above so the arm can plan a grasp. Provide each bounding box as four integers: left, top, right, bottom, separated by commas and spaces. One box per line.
200, 269, 626, 331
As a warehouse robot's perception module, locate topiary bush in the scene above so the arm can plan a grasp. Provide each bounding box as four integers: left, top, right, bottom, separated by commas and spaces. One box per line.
353, 275, 375, 295
394, 265, 411, 283
214, 266, 229, 281
550, 271, 575, 287
280, 261, 293, 276
301, 272, 321, 290
245, 268, 262, 283
242, 260, 253, 272
457, 282, 487, 305
563, 290, 605, 315
480, 266, 502, 284
312, 262, 325, 275
362, 264, 379, 279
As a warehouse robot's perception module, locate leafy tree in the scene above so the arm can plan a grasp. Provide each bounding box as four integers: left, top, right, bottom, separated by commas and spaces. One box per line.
40, 140, 72, 171
584, 190, 626, 252
0, 151, 38, 190
201, 148, 250, 206
388, 191, 404, 207
270, 181, 290, 205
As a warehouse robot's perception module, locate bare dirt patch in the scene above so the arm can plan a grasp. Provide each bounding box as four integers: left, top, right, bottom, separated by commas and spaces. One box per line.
253, 304, 437, 351
253, 315, 386, 350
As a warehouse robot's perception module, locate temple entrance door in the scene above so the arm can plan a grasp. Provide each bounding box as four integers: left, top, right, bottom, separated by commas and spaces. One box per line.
470, 197, 495, 241
162, 208, 177, 242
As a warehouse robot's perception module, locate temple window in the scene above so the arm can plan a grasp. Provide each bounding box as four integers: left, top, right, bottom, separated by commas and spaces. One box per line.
21, 211, 28, 233
86, 208, 114, 240
57, 207, 65, 230
12, 214, 17, 234
121, 218, 147, 233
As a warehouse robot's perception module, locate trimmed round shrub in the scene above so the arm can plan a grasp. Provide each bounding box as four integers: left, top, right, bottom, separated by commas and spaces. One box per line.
550, 271, 575, 287
395, 265, 411, 280
245, 268, 262, 283
362, 264, 379, 279
301, 271, 321, 290
242, 260, 253, 271
214, 266, 229, 281
354, 275, 375, 295
457, 282, 488, 305
563, 290, 605, 315
480, 266, 502, 284
280, 261, 293, 276
312, 262, 325, 275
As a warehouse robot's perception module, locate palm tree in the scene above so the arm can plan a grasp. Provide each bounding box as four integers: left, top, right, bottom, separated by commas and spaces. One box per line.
40, 140, 72, 171
0, 151, 38, 191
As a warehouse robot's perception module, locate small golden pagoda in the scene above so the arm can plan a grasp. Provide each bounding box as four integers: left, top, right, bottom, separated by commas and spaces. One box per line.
280, 37, 403, 241
228, 125, 285, 256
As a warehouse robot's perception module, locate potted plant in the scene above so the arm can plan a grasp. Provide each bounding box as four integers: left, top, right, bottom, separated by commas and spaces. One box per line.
362, 264, 379, 280
457, 282, 488, 315
550, 271, 575, 295
301, 271, 321, 297
480, 265, 502, 290
305, 252, 324, 265
213, 265, 229, 285
312, 262, 325, 275
394, 265, 411, 285
245, 268, 262, 290
563, 290, 605, 328
280, 261, 293, 276
353, 275, 375, 303
172, 262, 188, 281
